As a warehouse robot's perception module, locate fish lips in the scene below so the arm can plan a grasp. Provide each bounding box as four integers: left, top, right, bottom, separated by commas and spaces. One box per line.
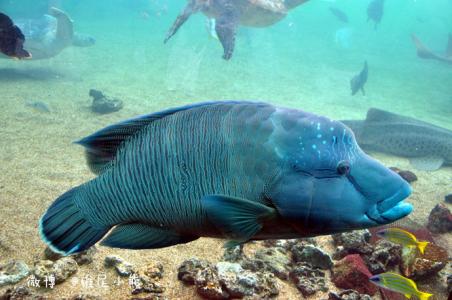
365, 183, 413, 224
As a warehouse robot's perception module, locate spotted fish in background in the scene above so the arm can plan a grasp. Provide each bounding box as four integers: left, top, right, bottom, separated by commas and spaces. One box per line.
342, 108, 452, 171
39, 101, 412, 255
0, 12, 31, 58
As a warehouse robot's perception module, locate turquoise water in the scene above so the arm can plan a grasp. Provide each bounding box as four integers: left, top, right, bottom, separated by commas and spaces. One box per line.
0, 1, 451, 299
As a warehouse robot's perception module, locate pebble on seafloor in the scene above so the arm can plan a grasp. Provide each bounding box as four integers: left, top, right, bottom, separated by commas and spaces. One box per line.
331, 254, 377, 296
33, 257, 78, 284
389, 167, 418, 183
104, 255, 135, 277
427, 203, 452, 234
89, 89, 123, 114
0, 260, 30, 287
332, 230, 373, 259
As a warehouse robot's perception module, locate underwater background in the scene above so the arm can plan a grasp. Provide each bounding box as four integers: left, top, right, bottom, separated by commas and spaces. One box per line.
0, 0, 451, 299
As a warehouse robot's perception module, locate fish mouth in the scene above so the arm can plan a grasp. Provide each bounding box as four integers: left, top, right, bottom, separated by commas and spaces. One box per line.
365, 183, 413, 224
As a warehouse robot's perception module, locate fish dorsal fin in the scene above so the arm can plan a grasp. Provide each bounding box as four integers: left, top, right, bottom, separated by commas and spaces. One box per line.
365, 108, 415, 123
446, 33, 452, 57
76, 101, 255, 174
365, 108, 452, 133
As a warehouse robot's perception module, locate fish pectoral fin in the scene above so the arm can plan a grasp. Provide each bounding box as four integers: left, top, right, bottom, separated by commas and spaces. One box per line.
100, 223, 198, 249
201, 195, 276, 242
409, 156, 444, 171
405, 293, 411, 299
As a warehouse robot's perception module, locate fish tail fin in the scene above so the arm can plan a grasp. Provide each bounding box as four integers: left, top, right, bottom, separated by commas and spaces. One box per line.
417, 291, 433, 300
417, 241, 429, 254
39, 186, 109, 255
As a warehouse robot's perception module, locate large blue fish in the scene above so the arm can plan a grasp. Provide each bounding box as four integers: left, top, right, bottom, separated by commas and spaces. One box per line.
39, 102, 413, 255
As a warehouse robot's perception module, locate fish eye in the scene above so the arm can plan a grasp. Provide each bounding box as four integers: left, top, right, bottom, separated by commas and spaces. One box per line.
337, 160, 350, 175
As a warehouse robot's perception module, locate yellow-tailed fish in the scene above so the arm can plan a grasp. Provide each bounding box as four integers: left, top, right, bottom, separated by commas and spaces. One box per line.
376, 227, 429, 254
369, 272, 433, 300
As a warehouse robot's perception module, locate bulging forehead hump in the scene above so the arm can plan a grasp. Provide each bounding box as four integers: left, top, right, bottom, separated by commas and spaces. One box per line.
269, 108, 360, 165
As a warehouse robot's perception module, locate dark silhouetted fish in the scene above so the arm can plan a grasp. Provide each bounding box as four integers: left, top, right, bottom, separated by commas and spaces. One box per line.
39, 101, 411, 255
367, 0, 384, 29
411, 33, 452, 65
329, 7, 348, 23
350, 61, 368, 96
0, 12, 31, 58
342, 108, 452, 171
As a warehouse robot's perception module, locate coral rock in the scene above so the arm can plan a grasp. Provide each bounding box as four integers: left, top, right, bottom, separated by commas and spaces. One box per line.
104, 255, 135, 277
222, 245, 244, 263
0, 285, 46, 300
177, 258, 212, 285
242, 247, 291, 280
331, 254, 377, 295
290, 262, 327, 296
70, 294, 102, 300
33, 257, 78, 284
44, 246, 96, 265
364, 240, 402, 273
427, 203, 452, 234
401, 243, 448, 280
378, 288, 406, 300
177, 259, 279, 299
130, 273, 165, 295
332, 230, 373, 259
325, 289, 372, 300
292, 244, 333, 270
0, 260, 30, 287
195, 265, 228, 300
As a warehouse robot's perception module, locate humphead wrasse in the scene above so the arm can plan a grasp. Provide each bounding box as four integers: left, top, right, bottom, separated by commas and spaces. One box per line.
39, 101, 412, 255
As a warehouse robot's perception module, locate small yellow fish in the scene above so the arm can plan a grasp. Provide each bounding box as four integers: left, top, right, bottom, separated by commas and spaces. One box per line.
376, 227, 429, 254
369, 272, 433, 300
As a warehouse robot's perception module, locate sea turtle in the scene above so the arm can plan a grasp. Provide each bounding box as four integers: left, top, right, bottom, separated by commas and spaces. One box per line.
164, 0, 310, 60
3, 7, 95, 60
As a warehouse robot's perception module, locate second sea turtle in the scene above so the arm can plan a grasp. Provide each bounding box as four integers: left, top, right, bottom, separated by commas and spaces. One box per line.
164, 0, 310, 60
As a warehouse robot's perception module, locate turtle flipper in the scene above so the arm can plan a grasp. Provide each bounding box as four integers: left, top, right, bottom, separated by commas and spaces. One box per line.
49, 7, 74, 46
164, 0, 205, 44
215, 2, 240, 60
